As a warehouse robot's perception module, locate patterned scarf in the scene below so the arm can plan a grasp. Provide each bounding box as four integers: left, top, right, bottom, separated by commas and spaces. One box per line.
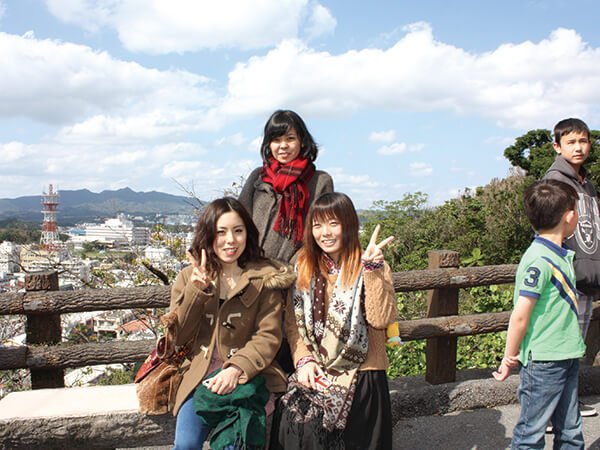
260, 156, 315, 243
281, 257, 368, 431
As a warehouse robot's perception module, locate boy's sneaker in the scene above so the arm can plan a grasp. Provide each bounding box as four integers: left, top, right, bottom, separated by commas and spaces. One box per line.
545, 425, 553, 433
579, 401, 598, 417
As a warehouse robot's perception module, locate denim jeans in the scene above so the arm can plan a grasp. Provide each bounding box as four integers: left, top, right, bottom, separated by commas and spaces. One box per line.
173, 391, 212, 450
511, 357, 583, 450
173, 390, 239, 450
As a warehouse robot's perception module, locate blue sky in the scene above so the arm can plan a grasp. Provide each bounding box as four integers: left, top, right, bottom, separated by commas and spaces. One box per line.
1, 0, 599, 208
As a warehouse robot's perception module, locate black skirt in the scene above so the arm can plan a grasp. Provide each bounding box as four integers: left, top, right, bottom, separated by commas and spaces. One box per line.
269, 370, 393, 450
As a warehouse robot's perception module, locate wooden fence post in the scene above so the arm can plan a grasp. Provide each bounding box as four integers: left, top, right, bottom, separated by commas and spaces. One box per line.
25, 271, 64, 389
426, 250, 460, 384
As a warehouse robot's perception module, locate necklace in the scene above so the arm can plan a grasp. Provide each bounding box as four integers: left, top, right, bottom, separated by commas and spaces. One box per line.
219, 266, 242, 294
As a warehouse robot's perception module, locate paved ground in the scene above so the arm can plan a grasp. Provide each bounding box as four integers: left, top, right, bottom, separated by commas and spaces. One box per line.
126, 394, 600, 450
394, 394, 600, 450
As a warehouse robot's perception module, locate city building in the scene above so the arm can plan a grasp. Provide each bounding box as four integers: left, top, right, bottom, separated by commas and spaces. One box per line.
0, 241, 20, 274
144, 246, 171, 263
68, 213, 150, 247
19, 245, 90, 286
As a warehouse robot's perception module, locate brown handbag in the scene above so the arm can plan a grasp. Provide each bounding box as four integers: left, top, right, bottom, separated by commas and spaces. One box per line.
135, 310, 190, 415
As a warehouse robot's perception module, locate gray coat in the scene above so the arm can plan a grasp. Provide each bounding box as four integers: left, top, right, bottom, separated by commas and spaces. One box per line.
239, 167, 334, 263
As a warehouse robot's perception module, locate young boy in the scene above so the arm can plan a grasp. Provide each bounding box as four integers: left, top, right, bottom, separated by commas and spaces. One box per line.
543, 118, 598, 417
494, 179, 586, 449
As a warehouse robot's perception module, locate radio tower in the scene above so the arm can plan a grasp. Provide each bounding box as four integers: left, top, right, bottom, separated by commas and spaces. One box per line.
40, 184, 60, 251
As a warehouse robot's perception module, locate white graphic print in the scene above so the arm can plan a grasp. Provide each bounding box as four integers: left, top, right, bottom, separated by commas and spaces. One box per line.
574, 193, 600, 255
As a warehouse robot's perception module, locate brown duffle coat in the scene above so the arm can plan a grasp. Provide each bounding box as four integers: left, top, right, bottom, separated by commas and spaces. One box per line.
170, 259, 296, 416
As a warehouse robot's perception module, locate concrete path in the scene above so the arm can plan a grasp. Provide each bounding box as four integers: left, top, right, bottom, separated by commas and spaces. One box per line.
126, 395, 600, 450
394, 394, 600, 450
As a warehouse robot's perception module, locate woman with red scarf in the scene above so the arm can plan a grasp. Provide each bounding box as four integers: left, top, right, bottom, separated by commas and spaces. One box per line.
239, 110, 334, 265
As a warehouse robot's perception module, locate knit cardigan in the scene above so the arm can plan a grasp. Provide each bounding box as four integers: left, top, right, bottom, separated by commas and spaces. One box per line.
286, 262, 397, 371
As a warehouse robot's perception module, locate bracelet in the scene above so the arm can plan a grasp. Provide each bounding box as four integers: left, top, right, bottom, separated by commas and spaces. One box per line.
296, 356, 315, 369
362, 260, 384, 272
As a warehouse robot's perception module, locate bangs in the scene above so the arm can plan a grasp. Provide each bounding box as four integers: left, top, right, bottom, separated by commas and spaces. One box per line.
311, 208, 339, 225
267, 120, 291, 139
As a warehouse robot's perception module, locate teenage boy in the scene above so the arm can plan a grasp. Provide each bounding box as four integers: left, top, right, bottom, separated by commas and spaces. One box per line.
544, 118, 599, 417
494, 179, 585, 449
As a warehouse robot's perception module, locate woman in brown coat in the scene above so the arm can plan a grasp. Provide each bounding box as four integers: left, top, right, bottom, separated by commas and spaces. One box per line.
170, 197, 295, 449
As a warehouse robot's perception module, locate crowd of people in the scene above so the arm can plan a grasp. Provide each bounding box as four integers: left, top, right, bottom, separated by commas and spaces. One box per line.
158, 112, 597, 449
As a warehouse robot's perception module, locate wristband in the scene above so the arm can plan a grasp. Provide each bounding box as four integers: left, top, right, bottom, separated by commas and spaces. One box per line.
362, 260, 384, 272
296, 356, 315, 369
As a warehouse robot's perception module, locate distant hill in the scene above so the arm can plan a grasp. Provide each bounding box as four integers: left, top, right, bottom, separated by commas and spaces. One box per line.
0, 188, 201, 225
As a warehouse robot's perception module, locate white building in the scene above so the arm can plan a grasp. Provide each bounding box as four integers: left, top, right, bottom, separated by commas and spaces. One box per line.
69, 213, 150, 247
0, 242, 20, 273
19, 246, 90, 287
144, 246, 171, 263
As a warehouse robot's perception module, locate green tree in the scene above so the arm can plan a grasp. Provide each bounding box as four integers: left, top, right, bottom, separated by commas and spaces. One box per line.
360, 192, 435, 271
504, 128, 600, 185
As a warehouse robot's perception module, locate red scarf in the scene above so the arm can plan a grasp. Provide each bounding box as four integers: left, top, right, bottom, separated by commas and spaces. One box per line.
260, 156, 315, 243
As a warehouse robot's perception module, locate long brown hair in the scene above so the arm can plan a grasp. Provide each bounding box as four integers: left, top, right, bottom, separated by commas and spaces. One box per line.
296, 192, 362, 290
190, 197, 265, 275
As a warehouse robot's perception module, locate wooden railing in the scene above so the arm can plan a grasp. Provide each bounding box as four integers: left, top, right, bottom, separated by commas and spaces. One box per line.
0, 250, 597, 389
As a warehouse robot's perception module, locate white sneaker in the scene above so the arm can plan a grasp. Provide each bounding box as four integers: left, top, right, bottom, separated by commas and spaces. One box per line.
579, 401, 598, 417
545, 425, 553, 434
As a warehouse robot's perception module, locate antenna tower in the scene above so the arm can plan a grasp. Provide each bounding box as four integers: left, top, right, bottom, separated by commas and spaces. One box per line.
40, 184, 60, 250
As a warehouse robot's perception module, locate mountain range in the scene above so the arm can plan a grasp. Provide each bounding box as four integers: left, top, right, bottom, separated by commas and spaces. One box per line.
0, 188, 200, 224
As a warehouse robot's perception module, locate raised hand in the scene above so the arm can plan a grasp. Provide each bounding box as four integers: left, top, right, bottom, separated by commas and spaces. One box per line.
187, 249, 211, 290
362, 224, 394, 263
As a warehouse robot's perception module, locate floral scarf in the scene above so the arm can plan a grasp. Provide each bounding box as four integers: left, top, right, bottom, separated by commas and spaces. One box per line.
281, 256, 368, 431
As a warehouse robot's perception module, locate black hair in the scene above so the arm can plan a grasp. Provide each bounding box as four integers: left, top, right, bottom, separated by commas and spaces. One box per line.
523, 180, 578, 232
554, 118, 590, 145
190, 197, 264, 275
260, 110, 319, 163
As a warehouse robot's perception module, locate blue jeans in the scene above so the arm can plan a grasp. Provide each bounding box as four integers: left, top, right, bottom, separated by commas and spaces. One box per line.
173, 390, 238, 450
511, 357, 583, 449
173, 391, 212, 450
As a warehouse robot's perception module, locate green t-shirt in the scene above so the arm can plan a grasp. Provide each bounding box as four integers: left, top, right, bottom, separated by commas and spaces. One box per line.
514, 236, 586, 365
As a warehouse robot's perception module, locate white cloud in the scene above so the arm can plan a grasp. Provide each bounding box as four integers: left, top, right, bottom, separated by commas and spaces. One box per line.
1, 142, 30, 162
0, 139, 218, 199
305, 4, 336, 40
377, 142, 423, 155
409, 162, 433, 177
326, 167, 380, 188
369, 130, 396, 143
249, 136, 263, 153
45, 0, 320, 53
215, 132, 247, 147
0, 30, 217, 141
377, 142, 406, 155
217, 24, 600, 128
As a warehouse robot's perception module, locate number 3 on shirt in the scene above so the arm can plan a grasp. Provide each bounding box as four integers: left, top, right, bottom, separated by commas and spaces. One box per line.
524, 266, 540, 288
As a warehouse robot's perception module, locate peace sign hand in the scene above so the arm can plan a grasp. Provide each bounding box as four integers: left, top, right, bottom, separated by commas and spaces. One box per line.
187, 249, 211, 290
362, 224, 394, 263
